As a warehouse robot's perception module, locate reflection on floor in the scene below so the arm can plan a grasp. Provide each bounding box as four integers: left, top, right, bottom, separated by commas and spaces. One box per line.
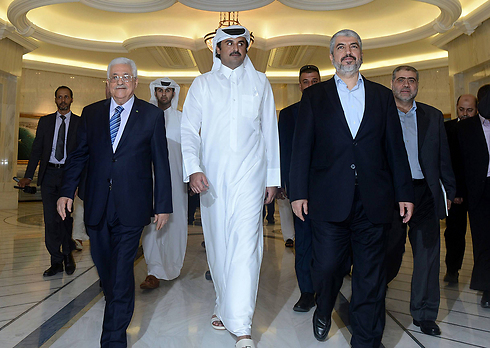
0, 202, 489, 347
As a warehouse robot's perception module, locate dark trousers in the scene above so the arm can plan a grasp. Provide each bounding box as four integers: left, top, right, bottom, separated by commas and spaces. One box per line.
386, 180, 440, 321
86, 191, 143, 348
188, 191, 199, 224
311, 187, 387, 348
294, 213, 314, 294
444, 199, 468, 273
41, 166, 74, 265
263, 201, 275, 222
468, 177, 490, 291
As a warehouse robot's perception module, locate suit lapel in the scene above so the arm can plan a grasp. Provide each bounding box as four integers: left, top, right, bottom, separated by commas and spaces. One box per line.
47, 113, 56, 146
324, 78, 352, 138
66, 114, 78, 152
416, 103, 429, 152
115, 97, 140, 153
355, 77, 371, 140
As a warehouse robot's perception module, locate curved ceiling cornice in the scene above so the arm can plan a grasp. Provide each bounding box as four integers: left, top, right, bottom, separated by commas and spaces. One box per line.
418, 0, 461, 32
179, 0, 273, 12
277, 0, 373, 11
81, 0, 176, 13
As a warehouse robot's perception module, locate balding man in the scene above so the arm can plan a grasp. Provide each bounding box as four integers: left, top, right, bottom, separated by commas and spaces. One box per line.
443, 94, 478, 284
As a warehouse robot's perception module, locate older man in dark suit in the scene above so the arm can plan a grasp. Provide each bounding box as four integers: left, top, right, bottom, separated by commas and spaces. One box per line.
57, 57, 172, 348
289, 29, 414, 347
18, 86, 80, 277
386, 66, 455, 337
457, 87, 490, 308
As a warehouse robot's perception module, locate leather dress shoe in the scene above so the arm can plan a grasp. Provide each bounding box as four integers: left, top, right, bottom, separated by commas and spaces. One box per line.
64, 253, 76, 275
43, 263, 63, 277
443, 271, 459, 284
413, 319, 441, 336
481, 290, 490, 308
293, 292, 315, 312
140, 275, 160, 289
313, 309, 331, 341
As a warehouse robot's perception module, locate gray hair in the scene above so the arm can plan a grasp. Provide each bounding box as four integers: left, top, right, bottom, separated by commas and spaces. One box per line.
107, 57, 137, 79
392, 65, 419, 81
330, 29, 362, 55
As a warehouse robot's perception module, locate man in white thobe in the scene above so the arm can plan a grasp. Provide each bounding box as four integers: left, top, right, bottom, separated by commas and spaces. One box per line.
181, 25, 280, 348
139, 78, 188, 289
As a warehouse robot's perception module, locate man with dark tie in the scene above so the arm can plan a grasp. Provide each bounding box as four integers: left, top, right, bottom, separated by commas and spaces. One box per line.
457, 86, 490, 308
289, 29, 414, 346
18, 86, 80, 277
278, 64, 321, 312
386, 66, 455, 336
57, 57, 172, 348
443, 94, 477, 284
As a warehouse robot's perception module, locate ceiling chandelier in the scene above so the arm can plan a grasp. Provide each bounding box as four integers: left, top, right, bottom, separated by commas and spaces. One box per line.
203, 11, 254, 51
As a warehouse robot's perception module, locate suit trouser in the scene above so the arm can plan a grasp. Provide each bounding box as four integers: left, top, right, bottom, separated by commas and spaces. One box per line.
386, 180, 440, 321
444, 199, 468, 273
294, 213, 314, 294
311, 187, 387, 348
86, 191, 143, 348
41, 166, 74, 265
468, 177, 490, 291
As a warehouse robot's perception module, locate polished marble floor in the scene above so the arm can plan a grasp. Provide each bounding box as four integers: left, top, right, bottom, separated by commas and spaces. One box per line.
0, 202, 489, 347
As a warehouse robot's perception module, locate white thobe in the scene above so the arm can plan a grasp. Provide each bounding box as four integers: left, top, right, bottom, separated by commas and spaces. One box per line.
141, 107, 188, 280
181, 63, 280, 336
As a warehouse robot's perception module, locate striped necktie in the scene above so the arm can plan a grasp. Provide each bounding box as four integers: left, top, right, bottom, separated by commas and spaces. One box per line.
110, 106, 123, 145
55, 115, 66, 161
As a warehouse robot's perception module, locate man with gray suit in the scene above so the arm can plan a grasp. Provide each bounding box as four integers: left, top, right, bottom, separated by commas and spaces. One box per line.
386, 65, 456, 336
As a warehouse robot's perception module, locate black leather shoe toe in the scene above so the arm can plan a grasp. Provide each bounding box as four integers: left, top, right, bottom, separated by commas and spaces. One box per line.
43, 263, 64, 277
313, 310, 331, 341
481, 291, 490, 308
293, 292, 315, 312
413, 319, 441, 336
64, 253, 76, 275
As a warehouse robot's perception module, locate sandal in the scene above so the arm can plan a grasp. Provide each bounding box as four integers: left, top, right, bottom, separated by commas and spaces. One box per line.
211, 315, 226, 330
235, 338, 255, 348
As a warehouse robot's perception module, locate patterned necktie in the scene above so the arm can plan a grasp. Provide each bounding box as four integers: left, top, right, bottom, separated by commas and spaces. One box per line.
55, 115, 66, 161
110, 106, 123, 145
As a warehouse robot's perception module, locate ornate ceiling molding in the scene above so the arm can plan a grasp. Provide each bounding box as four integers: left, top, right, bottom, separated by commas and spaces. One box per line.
417, 0, 461, 33
81, 0, 175, 13
0, 18, 38, 53
123, 35, 198, 51
178, 0, 273, 12
277, 0, 373, 11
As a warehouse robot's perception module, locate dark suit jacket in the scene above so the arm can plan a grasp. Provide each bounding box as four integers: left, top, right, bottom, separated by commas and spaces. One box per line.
415, 102, 456, 219
60, 97, 172, 227
278, 101, 299, 192
24, 112, 80, 185
289, 76, 414, 224
457, 115, 490, 211
444, 118, 466, 198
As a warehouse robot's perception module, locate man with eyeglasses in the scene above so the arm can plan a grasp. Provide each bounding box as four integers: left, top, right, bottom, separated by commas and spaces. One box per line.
386, 65, 455, 337
181, 25, 280, 348
18, 86, 80, 277
277, 64, 321, 313
289, 30, 414, 346
139, 77, 187, 290
57, 57, 172, 348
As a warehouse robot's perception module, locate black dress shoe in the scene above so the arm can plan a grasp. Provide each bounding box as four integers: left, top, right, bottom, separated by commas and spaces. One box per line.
413, 319, 441, 336
313, 309, 331, 341
443, 271, 459, 284
481, 290, 490, 308
64, 253, 76, 275
43, 263, 63, 277
293, 292, 315, 312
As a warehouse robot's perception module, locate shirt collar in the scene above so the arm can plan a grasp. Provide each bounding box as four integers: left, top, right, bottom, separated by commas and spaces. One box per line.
110, 95, 135, 115
219, 62, 245, 80
334, 72, 363, 89
56, 111, 71, 119
398, 100, 417, 116
479, 114, 490, 125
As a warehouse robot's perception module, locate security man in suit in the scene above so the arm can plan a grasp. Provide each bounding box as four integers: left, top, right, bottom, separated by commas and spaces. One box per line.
386, 66, 456, 336
457, 86, 490, 308
18, 86, 80, 277
278, 64, 321, 312
289, 29, 414, 347
57, 57, 172, 348
443, 94, 477, 284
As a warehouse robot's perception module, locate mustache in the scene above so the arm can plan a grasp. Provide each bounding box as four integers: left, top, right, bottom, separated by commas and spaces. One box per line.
229, 51, 241, 56
115, 85, 127, 90
341, 54, 356, 62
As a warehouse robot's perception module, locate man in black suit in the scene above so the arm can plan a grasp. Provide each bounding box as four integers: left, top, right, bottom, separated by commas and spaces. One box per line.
457, 86, 490, 308
278, 64, 320, 312
57, 57, 172, 348
443, 94, 477, 284
289, 29, 414, 347
18, 86, 80, 277
386, 66, 456, 336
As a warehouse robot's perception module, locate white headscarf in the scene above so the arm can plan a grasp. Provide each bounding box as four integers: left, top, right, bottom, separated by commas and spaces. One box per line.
149, 77, 180, 111
212, 25, 264, 95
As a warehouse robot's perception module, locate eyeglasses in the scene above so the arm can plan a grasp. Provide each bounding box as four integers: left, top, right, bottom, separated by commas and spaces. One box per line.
394, 77, 418, 85
108, 74, 134, 83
